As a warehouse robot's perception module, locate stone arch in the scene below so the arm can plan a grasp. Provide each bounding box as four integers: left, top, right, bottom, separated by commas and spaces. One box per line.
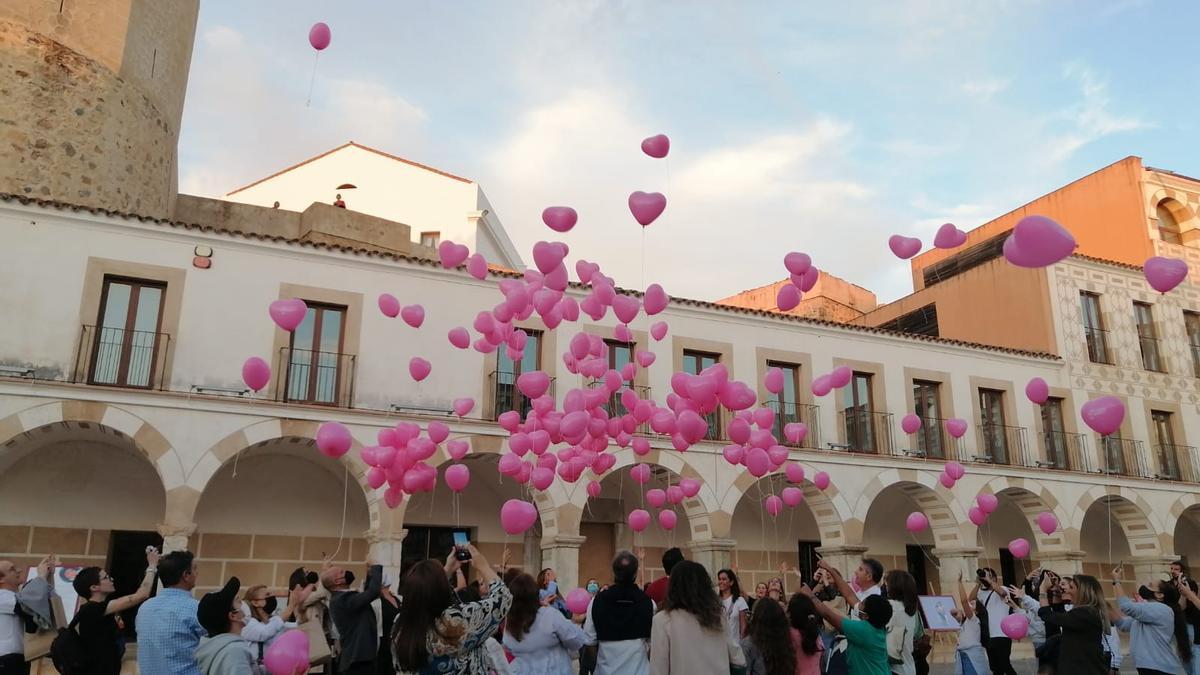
853, 468, 969, 549
977, 476, 1071, 552
719, 462, 854, 547
1163, 493, 1200, 555
1149, 190, 1199, 240
1072, 485, 1163, 558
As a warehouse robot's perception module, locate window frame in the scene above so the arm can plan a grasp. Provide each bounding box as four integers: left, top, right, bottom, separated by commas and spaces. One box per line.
682, 349, 723, 439
1133, 301, 1164, 372
1079, 292, 1110, 364
285, 301, 348, 405
90, 275, 168, 389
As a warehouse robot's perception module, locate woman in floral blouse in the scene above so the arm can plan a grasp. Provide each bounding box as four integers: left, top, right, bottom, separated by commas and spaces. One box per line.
393, 543, 513, 675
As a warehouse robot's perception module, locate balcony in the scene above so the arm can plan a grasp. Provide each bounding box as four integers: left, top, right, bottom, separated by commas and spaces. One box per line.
766, 400, 821, 449
1098, 437, 1150, 478
72, 324, 172, 390
1038, 431, 1093, 472
586, 381, 652, 434
1155, 444, 1198, 482
838, 409, 894, 455
490, 370, 556, 421
976, 423, 1032, 467
901, 416, 965, 462
277, 347, 356, 407
1138, 336, 1165, 372
1083, 326, 1113, 365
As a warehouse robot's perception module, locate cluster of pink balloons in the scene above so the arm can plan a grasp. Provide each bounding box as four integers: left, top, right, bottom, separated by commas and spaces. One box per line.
627, 135, 670, 227
887, 223, 963, 261
938, 460, 966, 489
967, 492, 998, 527
264, 628, 310, 675
776, 252, 820, 311
810, 366, 852, 397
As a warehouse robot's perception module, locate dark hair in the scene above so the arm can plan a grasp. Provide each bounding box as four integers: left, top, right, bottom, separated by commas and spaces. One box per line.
502, 567, 522, 587
613, 550, 639, 584
663, 561, 723, 631
72, 567, 101, 597
884, 570, 918, 617
662, 548, 684, 575
747, 595, 797, 675
392, 560, 455, 670
1173, 560, 1189, 574
537, 568, 553, 589
506, 574, 541, 641
158, 551, 195, 587
717, 568, 744, 602
861, 558, 884, 584
861, 594, 893, 630
1157, 583, 1193, 665
787, 593, 822, 656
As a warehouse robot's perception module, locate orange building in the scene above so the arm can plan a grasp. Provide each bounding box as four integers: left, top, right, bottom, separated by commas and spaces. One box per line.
717, 271, 877, 323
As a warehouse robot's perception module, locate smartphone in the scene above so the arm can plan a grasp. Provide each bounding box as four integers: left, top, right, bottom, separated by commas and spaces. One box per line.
453, 532, 471, 561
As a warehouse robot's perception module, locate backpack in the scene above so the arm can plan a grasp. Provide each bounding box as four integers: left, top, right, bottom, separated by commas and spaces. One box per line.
49, 612, 86, 675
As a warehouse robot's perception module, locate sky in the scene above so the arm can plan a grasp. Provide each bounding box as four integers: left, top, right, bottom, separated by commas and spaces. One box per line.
178, 0, 1200, 304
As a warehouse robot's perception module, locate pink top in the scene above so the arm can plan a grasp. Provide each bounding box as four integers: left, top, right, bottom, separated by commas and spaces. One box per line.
792, 628, 823, 675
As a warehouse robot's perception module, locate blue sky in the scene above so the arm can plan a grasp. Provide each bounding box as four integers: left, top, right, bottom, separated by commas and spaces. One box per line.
179, 0, 1198, 303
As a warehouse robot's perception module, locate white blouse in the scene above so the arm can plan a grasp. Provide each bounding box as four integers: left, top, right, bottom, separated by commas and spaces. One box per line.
503, 606, 588, 675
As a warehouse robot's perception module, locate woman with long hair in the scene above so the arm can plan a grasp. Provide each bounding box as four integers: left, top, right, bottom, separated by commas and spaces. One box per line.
1038, 573, 1109, 675
1112, 569, 1190, 675
717, 569, 750, 640
748, 582, 768, 611
650, 561, 746, 675
1175, 579, 1200, 675
501, 573, 587, 675
739, 597, 797, 675
883, 570, 921, 675
537, 567, 569, 618
392, 544, 511, 675
766, 577, 786, 606
787, 594, 825, 675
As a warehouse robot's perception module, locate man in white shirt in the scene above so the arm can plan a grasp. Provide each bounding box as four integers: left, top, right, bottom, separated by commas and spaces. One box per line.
0, 556, 52, 675
584, 551, 654, 675
972, 568, 1017, 675
852, 558, 884, 603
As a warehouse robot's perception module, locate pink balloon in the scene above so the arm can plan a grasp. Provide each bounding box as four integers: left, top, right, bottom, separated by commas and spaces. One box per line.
813, 471, 830, 490
764, 495, 784, 517
764, 367, 785, 394
781, 486, 804, 507
829, 366, 853, 389
542, 206, 578, 233
646, 488, 666, 509
1000, 614, 1029, 640
722, 444, 745, 466
427, 421, 450, 444
628, 508, 651, 532
264, 628, 310, 675
933, 223, 967, 249
447, 439, 469, 461
466, 253, 489, 280
308, 22, 331, 51
938, 472, 956, 489
746, 447, 771, 477
905, 512, 929, 533
446, 327, 470, 350
269, 298, 308, 332
636, 350, 656, 368
409, 357, 431, 382
437, 240, 470, 268
613, 295, 641, 324
628, 191, 667, 227
531, 467, 555, 491
945, 418, 968, 439
532, 241, 568, 274
586, 480, 602, 498
630, 463, 652, 484
500, 499, 539, 535
453, 398, 475, 417
777, 284, 802, 311
1025, 377, 1049, 405
679, 478, 701, 498
242, 357, 271, 392
517, 371, 551, 399
632, 437, 651, 456
378, 293, 400, 318
658, 509, 678, 530
641, 134, 670, 158
811, 374, 832, 397
968, 506, 987, 526
753, 407, 775, 429
367, 467, 387, 489
444, 464, 470, 492
666, 485, 685, 504
888, 235, 922, 259
784, 423, 808, 445
945, 461, 966, 480
976, 493, 999, 514
1002, 215, 1076, 268
565, 587, 591, 615
316, 422, 352, 458
1081, 396, 1125, 435
1008, 537, 1031, 559
644, 284, 670, 315
401, 304, 425, 328
784, 252, 812, 276
650, 321, 669, 341
785, 462, 806, 483
901, 413, 922, 434
798, 266, 820, 292
1037, 511, 1059, 536
1144, 256, 1189, 293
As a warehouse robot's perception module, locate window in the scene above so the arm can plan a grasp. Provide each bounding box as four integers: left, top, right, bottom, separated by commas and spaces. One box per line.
1041, 397, 1069, 469
1158, 202, 1183, 245
877, 305, 939, 337
1080, 292, 1110, 364
1185, 311, 1200, 378
1152, 410, 1180, 480
767, 361, 802, 443
91, 277, 166, 388
912, 380, 945, 458
495, 330, 543, 418
842, 372, 876, 452
682, 350, 722, 438
420, 231, 440, 248
978, 389, 1009, 464
922, 232, 1008, 287
1133, 302, 1163, 372
286, 303, 346, 404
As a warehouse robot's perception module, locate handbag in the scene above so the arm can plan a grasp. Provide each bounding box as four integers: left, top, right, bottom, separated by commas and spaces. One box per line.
300, 614, 333, 665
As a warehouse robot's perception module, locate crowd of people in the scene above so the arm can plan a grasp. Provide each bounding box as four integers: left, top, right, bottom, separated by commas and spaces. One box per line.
2, 546, 1200, 675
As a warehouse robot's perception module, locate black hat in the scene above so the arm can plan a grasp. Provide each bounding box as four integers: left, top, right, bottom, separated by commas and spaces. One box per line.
197, 576, 241, 637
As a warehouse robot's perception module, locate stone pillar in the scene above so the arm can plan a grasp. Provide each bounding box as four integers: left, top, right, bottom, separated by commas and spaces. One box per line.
523, 528, 541, 572
540, 535, 587, 590
931, 547, 983, 599
366, 530, 406, 585
814, 545, 870, 581
688, 538, 738, 575
157, 523, 196, 555
1033, 550, 1087, 577
1129, 556, 1177, 583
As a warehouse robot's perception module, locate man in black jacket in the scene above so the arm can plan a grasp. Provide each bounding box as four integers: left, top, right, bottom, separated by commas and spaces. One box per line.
583, 550, 654, 675
323, 560, 382, 675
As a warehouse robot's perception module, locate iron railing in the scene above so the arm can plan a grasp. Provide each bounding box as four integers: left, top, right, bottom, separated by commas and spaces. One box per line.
1039, 431, 1092, 472
767, 400, 821, 449
277, 347, 356, 407
73, 324, 172, 390
838, 409, 894, 455
901, 416, 965, 461
1098, 436, 1150, 478
1155, 444, 1198, 482
975, 423, 1031, 467
1138, 336, 1165, 372
1083, 326, 1113, 365
490, 370, 555, 421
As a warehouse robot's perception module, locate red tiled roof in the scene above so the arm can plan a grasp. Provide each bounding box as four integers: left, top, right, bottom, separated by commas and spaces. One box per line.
225, 141, 472, 195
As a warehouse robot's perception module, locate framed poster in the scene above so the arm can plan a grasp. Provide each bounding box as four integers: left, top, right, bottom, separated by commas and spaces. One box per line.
918, 594, 960, 631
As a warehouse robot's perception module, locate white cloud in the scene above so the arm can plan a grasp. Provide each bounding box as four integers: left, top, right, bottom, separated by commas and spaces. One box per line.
1043, 64, 1151, 163
961, 78, 1010, 102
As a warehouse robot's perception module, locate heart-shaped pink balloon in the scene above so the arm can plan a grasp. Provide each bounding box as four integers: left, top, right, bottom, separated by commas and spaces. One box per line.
448, 327, 470, 349
764, 495, 784, 517
500, 499, 539, 535
466, 253, 489, 280
945, 418, 967, 439
269, 298, 308, 331
811, 374, 832, 397
409, 357, 431, 382
650, 321, 669, 341
641, 134, 670, 158
888, 234, 922, 259
378, 293, 401, 318
636, 350, 656, 368
452, 398, 474, 417
644, 283, 669, 315
401, 304, 425, 328
1144, 256, 1189, 294
242, 357, 271, 392
777, 284, 801, 311
573, 261, 597, 286
532, 241, 568, 275
629, 191, 667, 227
813, 471, 830, 490
1003, 215, 1076, 268
613, 295, 640, 324
784, 252, 812, 276
613, 323, 633, 343
1025, 377, 1049, 404
437, 240, 470, 268
1081, 395, 1125, 435
933, 223, 967, 249
542, 206, 578, 233
784, 423, 807, 444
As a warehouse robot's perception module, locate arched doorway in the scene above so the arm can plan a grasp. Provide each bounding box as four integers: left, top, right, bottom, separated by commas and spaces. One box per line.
860, 479, 962, 594
1174, 505, 1200, 565
728, 472, 824, 594
1079, 494, 1156, 578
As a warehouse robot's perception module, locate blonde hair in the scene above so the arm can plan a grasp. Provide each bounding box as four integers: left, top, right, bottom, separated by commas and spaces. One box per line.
1070, 574, 1111, 633
241, 584, 271, 622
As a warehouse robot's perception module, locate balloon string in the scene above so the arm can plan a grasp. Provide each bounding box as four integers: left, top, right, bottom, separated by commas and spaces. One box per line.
328, 464, 349, 562
306, 51, 320, 107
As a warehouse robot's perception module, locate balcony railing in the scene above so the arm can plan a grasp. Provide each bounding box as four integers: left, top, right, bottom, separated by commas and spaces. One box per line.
585, 381, 652, 434
901, 416, 965, 462
1083, 326, 1113, 365
1155, 444, 1198, 482
767, 400, 821, 449
277, 347, 356, 407
838, 409, 894, 455
72, 324, 172, 390
1038, 431, 1093, 472
490, 370, 556, 421
976, 423, 1031, 467
1098, 436, 1150, 478
1138, 336, 1165, 372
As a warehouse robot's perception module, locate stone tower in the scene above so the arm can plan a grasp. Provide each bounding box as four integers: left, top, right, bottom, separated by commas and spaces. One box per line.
0, 0, 200, 217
